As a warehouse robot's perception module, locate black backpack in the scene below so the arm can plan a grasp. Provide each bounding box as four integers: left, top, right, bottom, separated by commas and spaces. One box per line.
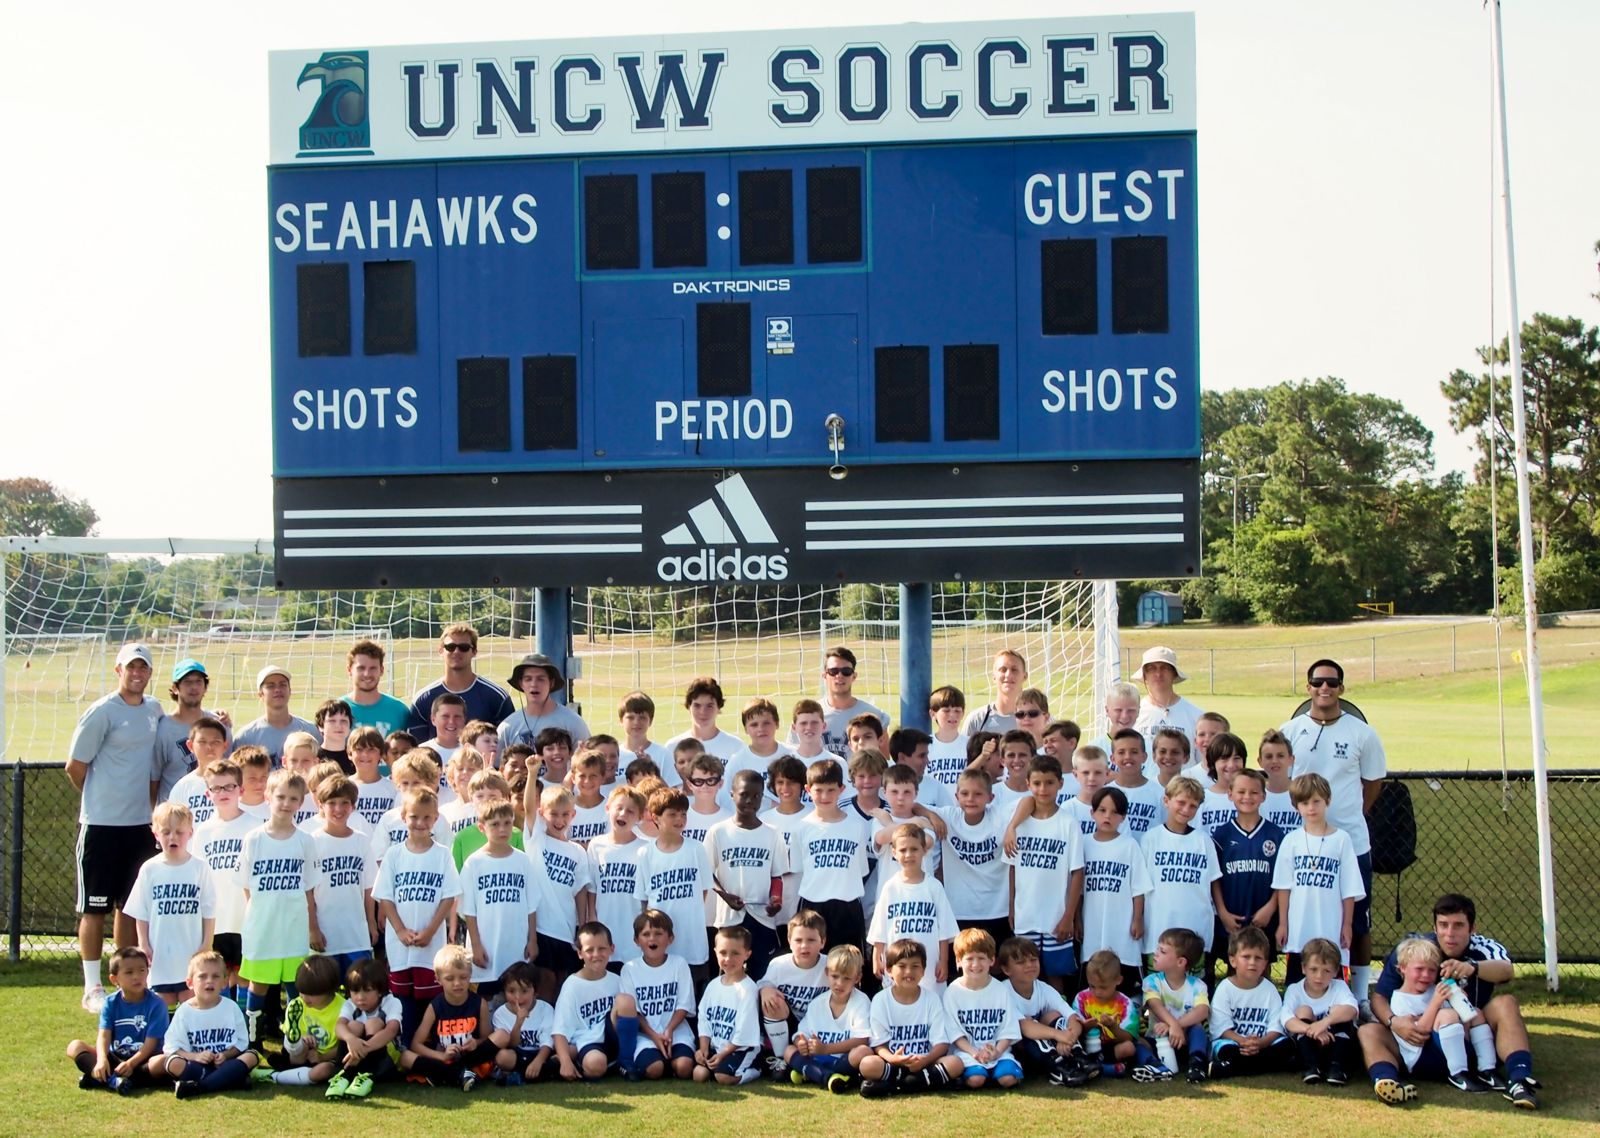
1369, 779, 1417, 875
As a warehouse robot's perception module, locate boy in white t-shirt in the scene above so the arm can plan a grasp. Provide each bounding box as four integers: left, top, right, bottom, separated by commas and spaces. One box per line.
870, 764, 948, 877
617, 690, 674, 781
371, 786, 461, 1046
460, 800, 539, 1000
757, 910, 829, 1065
941, 768, 1012, 953
758, 755, 812, 932
1272, 773, 1365, 979
236, 769, 322, 1043
552, 922, 621, 1081
869, 824, 957, 990
943, 928, 1023, 1089
857, 939, 965, 1097
567, 750, 612, 845
1140, 775, 1221, 962
924, 685, 970, 791
707, 770, 788, 982
786, 943, 872, 1092
682, 754, 734, 843
635, 786, 716, 988
990, 730, 1039, 817
791, 760, 872, 965
125, 801, 214, 1004
724, 697, 792, 805
369, 752, 453, 864
587, 786, 650, 964
1281, 936, 1360, 1085
1207, 926, 1291, 1079
887, 728, 953, 811
311, 774, 379, 972
997, 935, 1094, 1086
528, 785, 596, 1001
1107, 730, 1166, 838
165, 717, 229, 828
1002, 755, 1084, 992
789, 699, 850, 803
159, 949, 258, 1097
490, 960, 557, 1085
1078, 787, 1152, 996
691, 925, 764, 1085
614, 909, 698, 1080
1257, 729, 1303, 834
349, 728, 398, 830
187, 758, 256, 1000
1197, 733, 1246, 837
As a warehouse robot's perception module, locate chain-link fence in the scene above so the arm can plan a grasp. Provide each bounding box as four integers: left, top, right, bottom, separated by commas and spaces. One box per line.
4, 760, 1594, 964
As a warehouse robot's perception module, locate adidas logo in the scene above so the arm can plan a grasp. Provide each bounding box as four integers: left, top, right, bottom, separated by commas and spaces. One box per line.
657, 474, 789, 582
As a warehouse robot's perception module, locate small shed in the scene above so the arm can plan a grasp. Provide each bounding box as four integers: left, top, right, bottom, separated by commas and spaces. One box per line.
1137, 589, 1184, 626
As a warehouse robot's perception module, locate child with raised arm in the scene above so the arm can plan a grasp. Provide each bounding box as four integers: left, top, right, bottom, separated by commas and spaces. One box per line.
1108, 730, 1166, 838
1210, 768, 1282, 987
786, 944, 872, 1092
372, 787, 461, 1044
1272, 773, 1364, 983
333, 957, 402, 1097
1078, 787, 1152, 998
692, 925, 764, 1085
1281, 936, 1359, 1086
553, 922, 622, 1081
529, 784, 596, 1000
587, 785, 650, 964
251, 953, 343, 1090
996, 936, 1094, 1087
857, 939, 965, 1098
869, 823, 957, 991
397, 944, 496, 1091
160, 950, 259, 1098
1142, 928, 1210, 1083
614, 909, 697, 1081
1207, 926, 1291, 1079
707, 769, 788, 985
460, 800, 539, 1001
943, 928, 1023, 1089
1385, 936, 1498, 1094
311, 774, 378, 973
490, 960, 556, 1085
1141, 775, 1221, 978
237, 769, 322, 1043
1003, 755, 1084, 994
67, 946, 167, 1094
126, 802, 214, 1006
1197, 733, 1246, 837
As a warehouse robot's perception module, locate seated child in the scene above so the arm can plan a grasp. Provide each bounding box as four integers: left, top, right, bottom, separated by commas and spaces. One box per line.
996, 936, 1096, 1087
692, 925, 763, 1085
1207, 926, 1291, 1079
160, 950, 259, 1098
786, 944, 872, 1092
615, 910, 698, 1081
332, 957, 403, 1098
1142, 928, 1210, 1083
943, 928, 1023, 1089
553, 922, 622, 1081
491, 961, 556, 1085
1071, 949, 1161, 1079
1281, 936, 1359, 1086
397, 944, 496, 1091
1386, 936, 1498, 1094
254, 953, 344, 1090
67, 946, 167, 1094
758, 910, 830, 1066
857, 938, 965, 1098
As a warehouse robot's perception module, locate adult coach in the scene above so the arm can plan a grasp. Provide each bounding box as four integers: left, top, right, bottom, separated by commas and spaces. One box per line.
154, 657, 231, 799
232, 664, 319, 764
499, 652, 590, 750
67, 642, 164, 1013
1279, 658, 1384, 1012
406, 623, 514, 743
1359, 893, 1541, 1109
798, 645, 889, 757
343, 638, 410, 737
1132, 646, 1205, 748
960, 649, 1028, 736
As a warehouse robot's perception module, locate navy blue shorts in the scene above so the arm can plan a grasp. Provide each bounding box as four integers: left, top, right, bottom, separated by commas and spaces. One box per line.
1402, 1035, 1450, 1080
1353, 852, 1373, 939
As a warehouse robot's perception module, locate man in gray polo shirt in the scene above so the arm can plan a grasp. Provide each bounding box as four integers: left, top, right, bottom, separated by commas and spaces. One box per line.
67, 642, 164, 1013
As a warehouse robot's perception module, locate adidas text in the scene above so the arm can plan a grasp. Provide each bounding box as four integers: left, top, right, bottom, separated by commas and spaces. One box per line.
656, 548, 789, 582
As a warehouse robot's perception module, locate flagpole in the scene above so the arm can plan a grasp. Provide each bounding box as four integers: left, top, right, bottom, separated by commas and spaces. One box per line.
1490, 0, 1558, 991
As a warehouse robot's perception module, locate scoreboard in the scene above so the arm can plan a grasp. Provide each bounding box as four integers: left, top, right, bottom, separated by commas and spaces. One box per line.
268, 15, 1201, 588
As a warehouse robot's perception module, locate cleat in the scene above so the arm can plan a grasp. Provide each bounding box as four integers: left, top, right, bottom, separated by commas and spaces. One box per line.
281, 997, 306, 1046
764, 1055, 790, 1081
1326, 1063, 1350, 1087
1373, 1077, 1417, 1105
81, 986, 108, 1015
250, 1065, 276, 1085
347, 1073, 375, 1098
827, 1073, 853, 1094
1503, 1079, 1539, 1109
174, 1080, 199, 1100
789, 1068, 806, 1086
324, 1072, 351, 1097
503, 1072, 524, 1087
859, 1078, 892, 1099
1448, 1071, 1489, 1093
1477, 1070, 1508, 1092
1302, 1069, 1322, 1084
1186, 1058, 1208, 1084
459, 1068, 479, 1093
1132, 1063, 1174, 1083
78, 1072, 101, 1091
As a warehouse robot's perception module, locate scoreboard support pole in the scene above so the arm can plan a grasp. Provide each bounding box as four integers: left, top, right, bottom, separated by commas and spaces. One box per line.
535, 587, 573, 707
899, 583, 933, 732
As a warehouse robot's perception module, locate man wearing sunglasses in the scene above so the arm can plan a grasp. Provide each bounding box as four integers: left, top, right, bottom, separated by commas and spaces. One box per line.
1279, 658, 1388, 1019
796, 646, 888, 758
406, 623, 515, 743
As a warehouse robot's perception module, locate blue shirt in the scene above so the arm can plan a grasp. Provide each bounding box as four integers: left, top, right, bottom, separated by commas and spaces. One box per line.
407, 678, 515, 743
1212, 817, 1285, 936
1374, 930, 1509, 1009
344, 692, 412, 738
100, 989, 170, 1059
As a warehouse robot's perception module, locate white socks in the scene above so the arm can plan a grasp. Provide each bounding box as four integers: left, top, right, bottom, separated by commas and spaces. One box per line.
82, 959, 102, 991
1437, 1022, 1468, 1074
1349, 965, 1371, 1000
272, 1068, 316, 1086
763, 1017, 791, 1057
1469, 1023, 1497, 1071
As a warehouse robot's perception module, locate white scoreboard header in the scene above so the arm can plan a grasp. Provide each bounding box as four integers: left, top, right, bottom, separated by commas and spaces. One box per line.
269, 13, 1195, 165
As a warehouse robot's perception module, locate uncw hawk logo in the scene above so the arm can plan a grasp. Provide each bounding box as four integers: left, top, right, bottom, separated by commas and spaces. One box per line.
297, 50, 371, 154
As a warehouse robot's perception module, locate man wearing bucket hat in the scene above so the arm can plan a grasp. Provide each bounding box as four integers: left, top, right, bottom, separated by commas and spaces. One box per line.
66, 642, 165, 1013
154, 657, 233, 798
232, 664, 319, 765
1132, 646, 1207, 750
498, 652, 591, 750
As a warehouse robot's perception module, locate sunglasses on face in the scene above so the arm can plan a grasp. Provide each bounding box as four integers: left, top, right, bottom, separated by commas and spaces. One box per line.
443, 642, 475, 653
825, 667, 855, 677
1015, 710, 1045, 719
1308, 677, 1341, 688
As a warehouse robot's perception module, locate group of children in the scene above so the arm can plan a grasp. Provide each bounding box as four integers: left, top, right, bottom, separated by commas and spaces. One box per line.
64, 680, 1469, 1104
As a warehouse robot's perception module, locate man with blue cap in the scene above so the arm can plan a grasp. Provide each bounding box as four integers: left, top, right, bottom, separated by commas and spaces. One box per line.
155, 657, 233, 798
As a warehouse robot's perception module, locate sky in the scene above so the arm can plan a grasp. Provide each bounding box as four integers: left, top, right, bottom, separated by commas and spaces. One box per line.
2, 0, 1594, 539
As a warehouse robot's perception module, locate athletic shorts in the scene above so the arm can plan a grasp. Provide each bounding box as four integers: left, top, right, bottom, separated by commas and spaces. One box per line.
636, 1041, 697, 1071
76, 824, 153, 914
711, 1046, 760, 1080
1018, 931, 1077, 978
390, 966, 440, 1002
239, 955, 305, 985
1353, 853, 1373, 939
1401, 1035, 1450, 1080
962, 1056, 1024, 1083
576, 1023, 620, 1075
331, 950, 372, 975
152, 981, 188, 997
536, 933, 580, 984
633, 1022, 696, 1061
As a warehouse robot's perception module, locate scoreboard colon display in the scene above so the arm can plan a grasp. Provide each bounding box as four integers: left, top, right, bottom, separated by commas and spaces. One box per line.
268, 14, 1201, 588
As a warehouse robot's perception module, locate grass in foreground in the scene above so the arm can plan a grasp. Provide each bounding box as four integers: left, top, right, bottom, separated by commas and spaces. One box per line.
5, 963, 1596, 1138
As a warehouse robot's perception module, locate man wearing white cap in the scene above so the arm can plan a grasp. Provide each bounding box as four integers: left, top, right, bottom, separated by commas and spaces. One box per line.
1132, 646, 1206, 750
66, 642, 164, 1013
231, 664, 319, 765
155, 657, 232, 799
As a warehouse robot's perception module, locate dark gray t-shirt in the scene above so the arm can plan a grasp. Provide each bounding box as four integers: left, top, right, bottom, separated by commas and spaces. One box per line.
68, 692, 164, 826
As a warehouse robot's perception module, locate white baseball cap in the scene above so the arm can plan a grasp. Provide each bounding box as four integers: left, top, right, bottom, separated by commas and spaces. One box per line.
255, 664, 291, 688
115, 643, 153, 668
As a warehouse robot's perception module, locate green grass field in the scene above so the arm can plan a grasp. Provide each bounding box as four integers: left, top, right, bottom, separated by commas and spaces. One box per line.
5, 962, 1596, 1138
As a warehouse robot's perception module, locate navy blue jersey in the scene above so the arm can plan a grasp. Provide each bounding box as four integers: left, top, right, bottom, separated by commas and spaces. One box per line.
406, 677, 516, 743
1374, 931, 1508, 1009
1212, 818, 1285, 944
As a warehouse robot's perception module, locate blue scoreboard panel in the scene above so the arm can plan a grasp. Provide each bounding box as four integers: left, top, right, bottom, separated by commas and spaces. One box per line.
268, 16, 1200, 588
